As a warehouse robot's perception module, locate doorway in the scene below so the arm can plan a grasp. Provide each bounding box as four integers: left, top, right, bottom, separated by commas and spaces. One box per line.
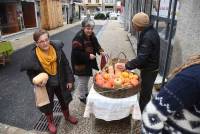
21, 1, 37, 28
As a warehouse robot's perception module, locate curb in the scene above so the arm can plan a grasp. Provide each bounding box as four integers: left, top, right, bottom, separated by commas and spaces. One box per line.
0, 123, 48, 134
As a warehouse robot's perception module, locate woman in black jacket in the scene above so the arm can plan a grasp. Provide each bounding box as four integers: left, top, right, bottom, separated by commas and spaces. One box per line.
21, 29, 77, 134
71, 19, 104, 104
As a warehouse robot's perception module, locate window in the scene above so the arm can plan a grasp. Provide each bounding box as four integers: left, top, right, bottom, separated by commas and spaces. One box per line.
88, 0, 91, 3
96, 0, 99, 3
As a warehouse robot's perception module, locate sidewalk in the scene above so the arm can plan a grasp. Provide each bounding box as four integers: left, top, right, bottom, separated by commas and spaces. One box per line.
7, 21, 81, 51
57, 20, 137, 134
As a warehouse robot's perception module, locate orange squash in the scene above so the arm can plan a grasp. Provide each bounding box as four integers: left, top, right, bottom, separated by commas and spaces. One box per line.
103, 81, 113, 89
121, 71, 129, 78
132, 74, 139, 80
130, 79, 139, 87
96, 73, 103, 81
103, 73, 110, 80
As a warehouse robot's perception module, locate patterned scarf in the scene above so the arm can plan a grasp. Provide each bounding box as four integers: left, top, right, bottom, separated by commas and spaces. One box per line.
36, 45, 57, 75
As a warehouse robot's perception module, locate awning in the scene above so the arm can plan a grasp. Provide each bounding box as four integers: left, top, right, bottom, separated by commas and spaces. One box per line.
74, 2, 83, 6
84, 4, 102, 7
104, 4, 114, 6
21, 0, 35, 2
73, 0, 82, 2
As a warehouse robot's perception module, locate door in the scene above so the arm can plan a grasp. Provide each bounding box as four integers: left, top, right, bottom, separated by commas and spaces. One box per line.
22, 2, 37, 28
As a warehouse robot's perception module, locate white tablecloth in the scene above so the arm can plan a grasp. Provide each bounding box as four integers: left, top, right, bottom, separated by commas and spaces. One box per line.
84, 85, 141, 121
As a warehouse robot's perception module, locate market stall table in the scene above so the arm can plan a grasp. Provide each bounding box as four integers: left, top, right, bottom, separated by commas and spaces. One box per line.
84, 85, 141, 133
84, 86, 141, 120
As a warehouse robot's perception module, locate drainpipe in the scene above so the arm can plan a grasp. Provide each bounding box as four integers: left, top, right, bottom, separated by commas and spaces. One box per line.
156, 0, 161, 30
161, 0, 178, 87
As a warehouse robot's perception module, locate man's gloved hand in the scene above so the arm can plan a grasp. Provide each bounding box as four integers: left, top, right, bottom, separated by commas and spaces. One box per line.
89, 54, 96, 60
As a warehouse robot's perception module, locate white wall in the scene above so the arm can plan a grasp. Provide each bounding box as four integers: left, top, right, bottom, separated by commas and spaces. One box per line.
170, 0, 200, 70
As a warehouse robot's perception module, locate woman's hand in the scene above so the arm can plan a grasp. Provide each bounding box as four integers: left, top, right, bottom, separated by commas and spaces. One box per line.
66, 83, 73, 91
89, 54, 96, 60
36, 80, 47, 87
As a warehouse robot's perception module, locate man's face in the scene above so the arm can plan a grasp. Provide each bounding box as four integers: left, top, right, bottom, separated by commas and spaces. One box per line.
83, 26, 93, 37
36, 33, 50, 52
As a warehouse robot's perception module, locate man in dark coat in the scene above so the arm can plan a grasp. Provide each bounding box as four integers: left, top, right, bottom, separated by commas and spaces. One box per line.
116, 12, 160, 112
71, 19, 104, 104
21, 29, 77, 134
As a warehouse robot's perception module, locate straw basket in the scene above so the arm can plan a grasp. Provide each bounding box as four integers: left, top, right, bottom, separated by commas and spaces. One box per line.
94, 75, 141, 98
93, 52, 141, 98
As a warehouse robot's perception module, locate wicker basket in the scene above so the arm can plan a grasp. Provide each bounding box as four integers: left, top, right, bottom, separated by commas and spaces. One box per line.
111, 52, 128, 65
94, 52, 141, 98
94, 75, 141, 98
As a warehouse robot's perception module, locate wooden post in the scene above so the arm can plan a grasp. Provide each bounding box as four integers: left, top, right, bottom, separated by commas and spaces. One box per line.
40, 0, 63, 30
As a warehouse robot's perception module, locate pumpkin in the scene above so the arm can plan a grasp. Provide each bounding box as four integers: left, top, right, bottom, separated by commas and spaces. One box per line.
123, 78, 130, 84
121, 71, 129, 78
96, 73, 103, 81
122, 82, 132, 88
132, 74, 139, 80
128, 73, 134, 79
103, 73, 110, 80
103, 81, 113, 89
130, 79, 139, 87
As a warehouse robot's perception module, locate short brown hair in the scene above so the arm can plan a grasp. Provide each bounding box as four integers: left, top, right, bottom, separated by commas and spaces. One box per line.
33, 29, 49, 42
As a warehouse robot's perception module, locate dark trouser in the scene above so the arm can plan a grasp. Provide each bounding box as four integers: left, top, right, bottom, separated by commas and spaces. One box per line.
139, 69, 158, 112
39, 85, 68, 114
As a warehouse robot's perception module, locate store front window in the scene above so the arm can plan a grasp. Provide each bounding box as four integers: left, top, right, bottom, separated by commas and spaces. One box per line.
0, 2, 25, 36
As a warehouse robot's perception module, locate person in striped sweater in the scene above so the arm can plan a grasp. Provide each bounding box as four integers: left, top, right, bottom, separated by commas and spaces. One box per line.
142, 55, 200, 134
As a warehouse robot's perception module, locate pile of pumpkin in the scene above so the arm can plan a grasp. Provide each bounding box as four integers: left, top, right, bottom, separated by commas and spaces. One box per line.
95, 64, 140, 89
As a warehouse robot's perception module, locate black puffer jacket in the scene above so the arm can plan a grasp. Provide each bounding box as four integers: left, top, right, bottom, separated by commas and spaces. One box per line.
126, 24, 160, 71
21, 40, 74, 104
71, 30, 104, 76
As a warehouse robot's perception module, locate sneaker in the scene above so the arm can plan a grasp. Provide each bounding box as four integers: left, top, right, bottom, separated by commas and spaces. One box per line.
79, 98, 86, 104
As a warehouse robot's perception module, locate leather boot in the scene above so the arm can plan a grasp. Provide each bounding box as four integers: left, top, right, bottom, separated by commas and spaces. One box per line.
45, 113, 57, 134
62, 109, 78, 124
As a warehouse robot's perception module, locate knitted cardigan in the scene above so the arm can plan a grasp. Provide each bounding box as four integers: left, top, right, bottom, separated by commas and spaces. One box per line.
142, 64, 200, 134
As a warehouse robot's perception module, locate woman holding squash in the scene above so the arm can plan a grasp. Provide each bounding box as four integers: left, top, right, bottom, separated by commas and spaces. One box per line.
71, 18, 104, 104
21, 29, 77, 134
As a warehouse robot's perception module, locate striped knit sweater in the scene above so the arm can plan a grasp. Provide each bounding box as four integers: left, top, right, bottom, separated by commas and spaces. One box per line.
142, 64, 200, 134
